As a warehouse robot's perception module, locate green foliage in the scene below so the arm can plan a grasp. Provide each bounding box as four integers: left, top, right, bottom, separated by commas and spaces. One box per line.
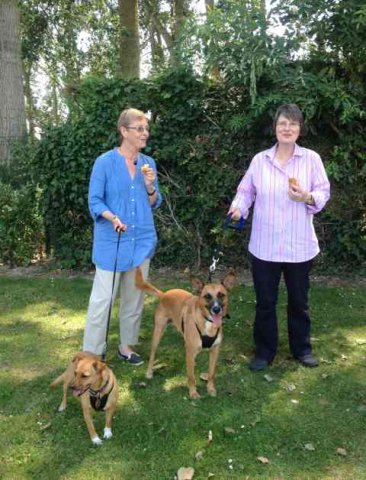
7, 0, 366, 270
0, 182, 43, 266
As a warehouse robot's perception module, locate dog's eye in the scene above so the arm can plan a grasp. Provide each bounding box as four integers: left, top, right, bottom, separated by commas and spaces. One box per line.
217, 292, 226, 300
204, 293, 212, 301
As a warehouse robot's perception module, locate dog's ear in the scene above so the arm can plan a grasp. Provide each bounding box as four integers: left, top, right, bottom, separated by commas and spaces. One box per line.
72, 352, 85, 365
92, 360, 106, 373
191, 277, 205, 293
221, 269, 236, 290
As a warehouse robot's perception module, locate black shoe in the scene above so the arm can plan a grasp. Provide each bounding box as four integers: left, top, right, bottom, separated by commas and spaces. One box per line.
249, 357, 269, 371
296, 354, 318, 368
117, 350, 144, 366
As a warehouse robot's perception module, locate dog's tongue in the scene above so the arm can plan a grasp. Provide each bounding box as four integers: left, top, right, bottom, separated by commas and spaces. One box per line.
212, 314, 222, 326
72, 389, 83, 397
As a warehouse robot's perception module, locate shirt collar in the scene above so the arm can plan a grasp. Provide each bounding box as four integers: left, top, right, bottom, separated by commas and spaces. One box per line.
265, 143, 303, 163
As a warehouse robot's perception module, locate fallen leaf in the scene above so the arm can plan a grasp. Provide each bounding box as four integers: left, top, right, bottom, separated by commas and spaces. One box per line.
321, 373, 329, 379
207, 474, 215, 478
224, 427, 236, 435
304, 443, 315, 451
152, 362, 168, 371
286, 383, 296, 392
177, 467, 195, 480
208, 430, 213, 443
257, 456, 269, 464
336, 447, 347, 456
290, 399, 299, 404
136, 382, 146, 388
40, 422, 51, 431
264, 374, 274, 382
195, 451, 203, 460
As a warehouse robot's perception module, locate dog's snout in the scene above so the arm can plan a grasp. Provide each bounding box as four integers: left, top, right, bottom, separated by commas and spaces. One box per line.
212, 304, 222, 314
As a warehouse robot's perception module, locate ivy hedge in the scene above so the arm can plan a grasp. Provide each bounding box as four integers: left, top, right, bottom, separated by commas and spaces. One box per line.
2, 68, 365, 271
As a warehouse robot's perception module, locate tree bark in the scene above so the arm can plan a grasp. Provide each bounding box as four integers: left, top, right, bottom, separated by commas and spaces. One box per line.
118, 0, 140, 79
0, 0, 26, 166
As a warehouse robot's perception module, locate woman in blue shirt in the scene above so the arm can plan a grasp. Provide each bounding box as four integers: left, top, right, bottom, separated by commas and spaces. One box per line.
83, 108, 162, 365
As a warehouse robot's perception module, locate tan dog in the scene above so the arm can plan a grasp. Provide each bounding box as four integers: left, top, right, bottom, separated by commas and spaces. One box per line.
135, 268, 235, 399
50, 351, 118, 445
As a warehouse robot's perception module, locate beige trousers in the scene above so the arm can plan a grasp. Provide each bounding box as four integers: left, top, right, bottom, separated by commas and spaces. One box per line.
83, 259, 150, 355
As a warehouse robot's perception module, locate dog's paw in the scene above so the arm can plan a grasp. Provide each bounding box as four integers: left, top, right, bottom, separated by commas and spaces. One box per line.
91, 436, 103, 446
103, 427, 113, 440
146, 370, 153, 379
189, 390, 201, 399
57, 404, 66, 412
207, 387, 217, 397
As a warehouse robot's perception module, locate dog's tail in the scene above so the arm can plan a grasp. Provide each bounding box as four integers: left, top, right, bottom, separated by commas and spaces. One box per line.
50, 373, 64, 388
135, 267, 163, 298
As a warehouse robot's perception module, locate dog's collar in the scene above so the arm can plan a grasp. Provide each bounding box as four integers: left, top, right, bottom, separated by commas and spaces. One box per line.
89, 379, 110, 397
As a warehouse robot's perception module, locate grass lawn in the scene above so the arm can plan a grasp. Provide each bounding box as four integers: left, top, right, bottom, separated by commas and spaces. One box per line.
0, 271, 365, 480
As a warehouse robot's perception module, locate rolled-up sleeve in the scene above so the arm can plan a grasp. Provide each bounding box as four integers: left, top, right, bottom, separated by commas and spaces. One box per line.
306, 152, 330, 214
150, 162, 163, 210
230, 156, 257, 218
88, 158, 109, 220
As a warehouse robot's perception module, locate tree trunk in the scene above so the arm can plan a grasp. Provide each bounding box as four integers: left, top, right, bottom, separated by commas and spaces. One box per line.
118, 0, 140, 79
0, 0, 26, 166
170, 0, 185, 65
23, 65, 36, 139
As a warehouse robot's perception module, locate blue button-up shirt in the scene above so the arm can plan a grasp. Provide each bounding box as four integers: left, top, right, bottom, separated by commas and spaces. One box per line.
88, 148, 162, 271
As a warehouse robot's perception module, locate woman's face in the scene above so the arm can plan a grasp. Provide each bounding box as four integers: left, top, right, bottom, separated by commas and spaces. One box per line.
275, 114, 300, 145
121, 117, 150, 150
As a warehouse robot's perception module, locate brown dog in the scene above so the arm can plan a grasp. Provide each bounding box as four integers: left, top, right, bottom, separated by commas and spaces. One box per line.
135, 268, 235, 399
50, 351, 118, 445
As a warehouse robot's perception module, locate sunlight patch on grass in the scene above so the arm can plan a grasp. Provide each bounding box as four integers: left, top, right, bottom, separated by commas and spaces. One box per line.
118, 385, 141, 409
163, 375, 186, 392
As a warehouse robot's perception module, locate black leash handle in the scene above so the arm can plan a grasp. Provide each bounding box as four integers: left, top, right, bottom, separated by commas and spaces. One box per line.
102, 230, 122, 361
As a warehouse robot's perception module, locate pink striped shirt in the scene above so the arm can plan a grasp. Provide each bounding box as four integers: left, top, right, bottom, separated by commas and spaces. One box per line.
230, 144, 330, 262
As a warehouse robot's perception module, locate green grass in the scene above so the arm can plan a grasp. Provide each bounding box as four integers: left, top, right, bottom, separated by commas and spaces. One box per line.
0, 273, 366, 479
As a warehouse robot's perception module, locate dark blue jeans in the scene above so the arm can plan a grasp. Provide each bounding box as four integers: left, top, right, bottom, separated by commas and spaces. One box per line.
250, 254, 314, 362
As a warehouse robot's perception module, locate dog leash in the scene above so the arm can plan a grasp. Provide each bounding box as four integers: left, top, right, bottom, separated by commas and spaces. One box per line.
208, 214, 245, 282
102, 230, 122, 361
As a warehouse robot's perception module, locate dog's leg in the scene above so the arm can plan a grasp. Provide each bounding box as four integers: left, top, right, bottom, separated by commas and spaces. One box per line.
50, 372, 69, 411
103, 403, 116, 440
146, 308, 168, 379
186, 348, 200, 399
207, 346, 220, 397
81, 397, 102, 445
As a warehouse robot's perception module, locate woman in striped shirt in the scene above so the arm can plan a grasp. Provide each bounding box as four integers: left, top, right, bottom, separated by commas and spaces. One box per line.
229, 103, 330, 371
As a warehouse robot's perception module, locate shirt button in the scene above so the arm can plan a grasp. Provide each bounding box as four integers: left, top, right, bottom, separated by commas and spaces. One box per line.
132, 199, 135, 202
132, 186, 134, 189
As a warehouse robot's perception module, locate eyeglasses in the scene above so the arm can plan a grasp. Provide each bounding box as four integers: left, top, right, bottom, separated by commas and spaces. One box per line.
125, 126, 150, 133
276, 121, 300, 129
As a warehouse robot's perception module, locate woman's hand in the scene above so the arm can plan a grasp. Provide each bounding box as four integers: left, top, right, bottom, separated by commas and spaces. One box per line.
141, 165, 156, 188
288, 183, 313, 204
228, 207, 242, 221
112, 216, 127, 233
